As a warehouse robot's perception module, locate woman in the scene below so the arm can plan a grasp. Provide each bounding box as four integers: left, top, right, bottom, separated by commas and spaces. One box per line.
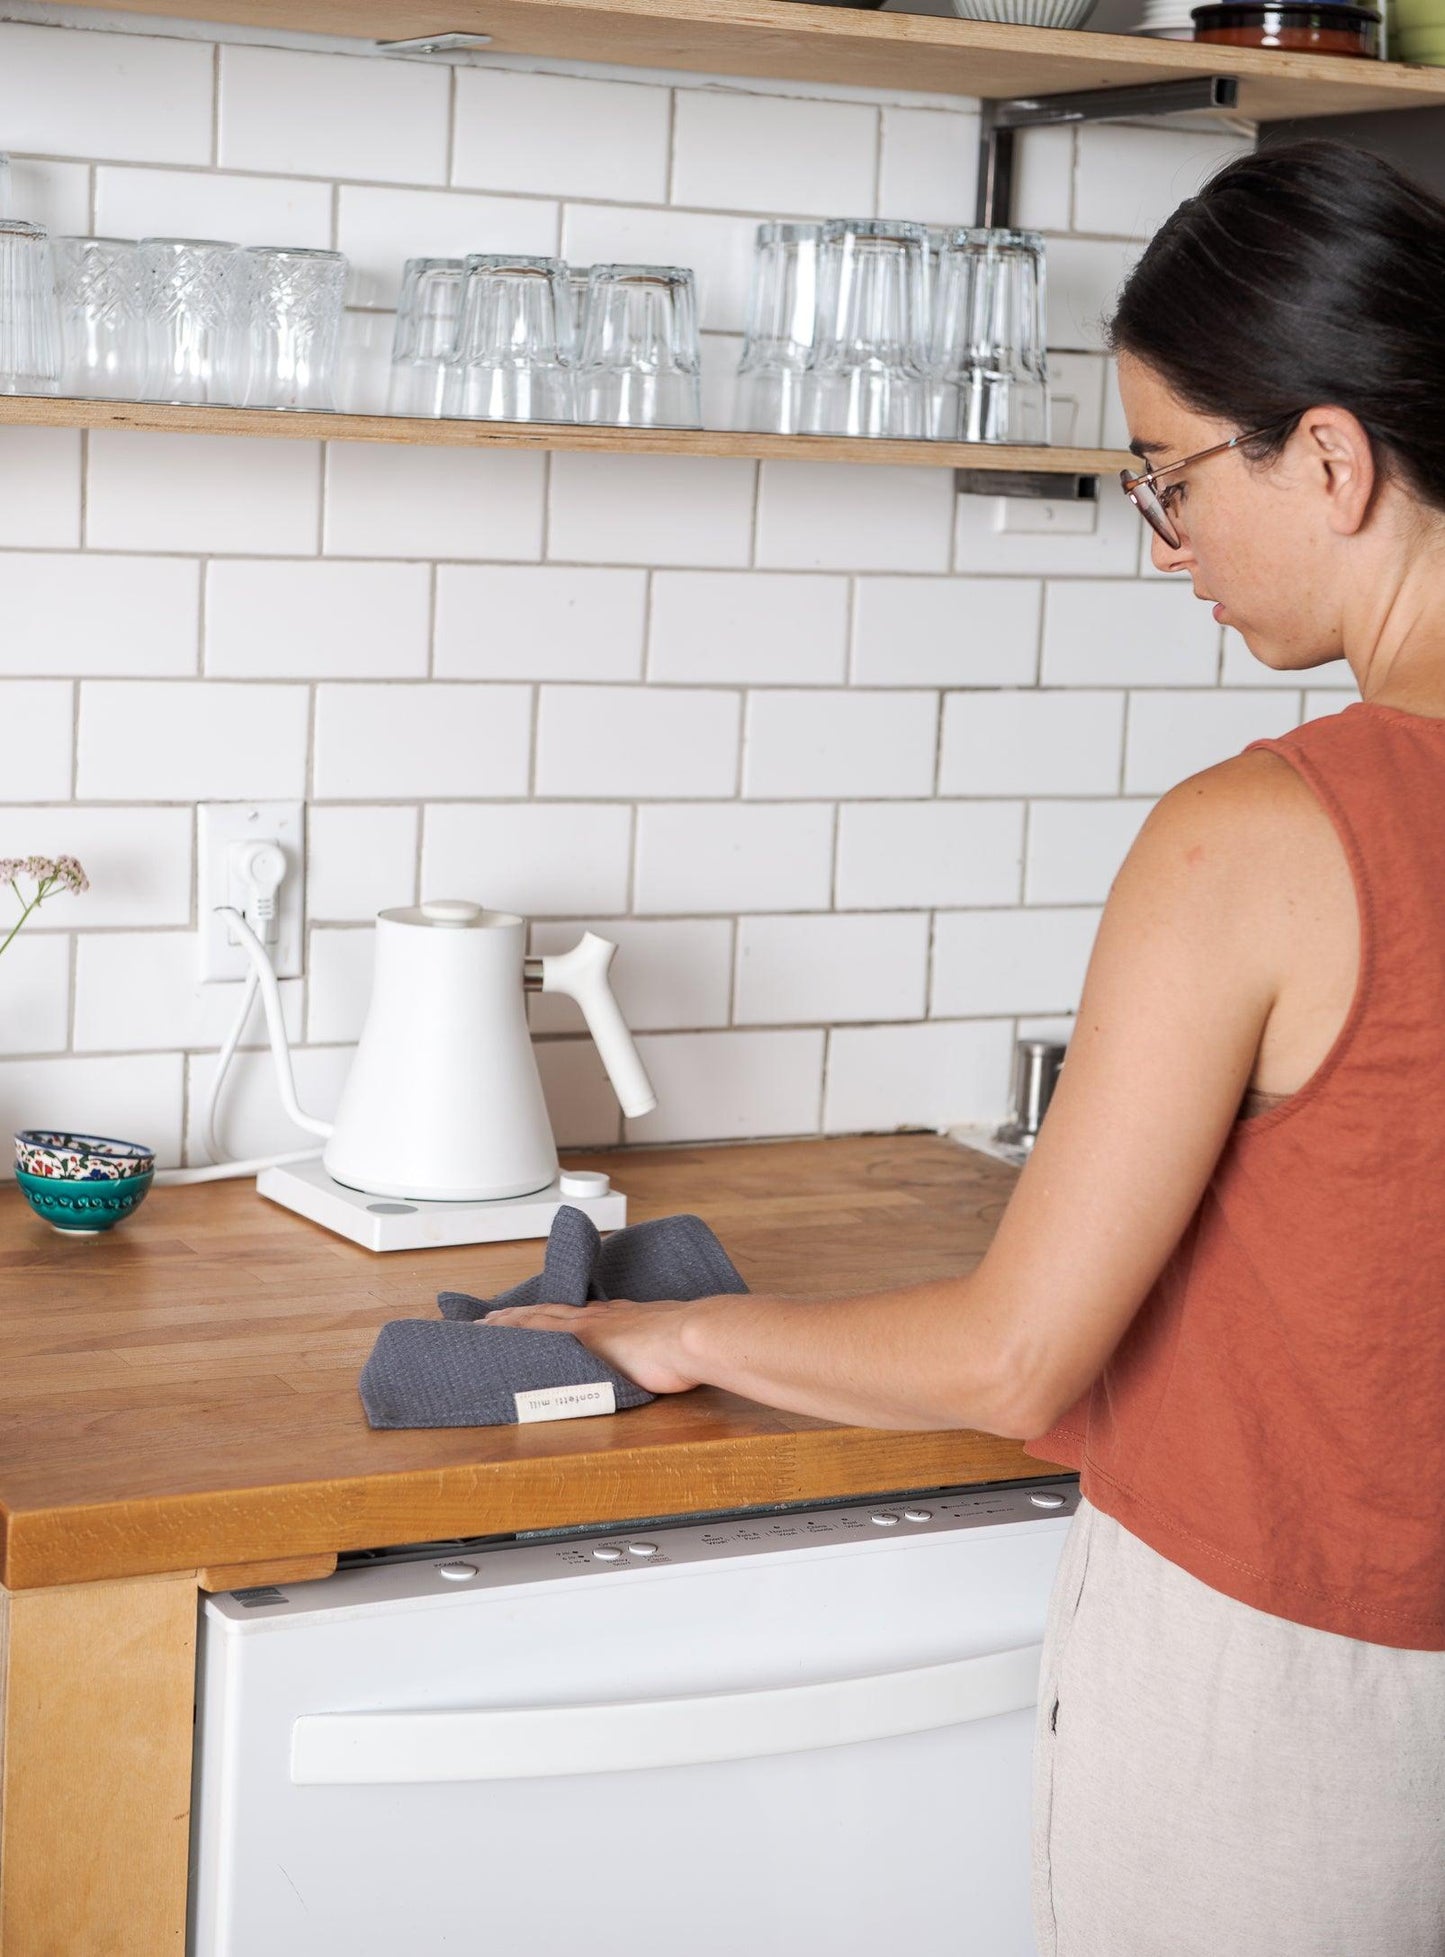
483, 142, 1445, 1954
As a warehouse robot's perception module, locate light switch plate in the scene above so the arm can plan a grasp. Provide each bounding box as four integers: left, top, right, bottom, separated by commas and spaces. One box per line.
199, 802, 305, 983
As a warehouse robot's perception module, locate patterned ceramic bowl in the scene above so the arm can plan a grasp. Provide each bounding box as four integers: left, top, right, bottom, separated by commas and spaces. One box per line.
14, 1166, 154, 1234
15, 1129, 156, 1181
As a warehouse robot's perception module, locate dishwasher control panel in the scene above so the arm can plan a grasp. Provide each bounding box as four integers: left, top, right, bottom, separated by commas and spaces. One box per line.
208, 1478, 1079, 1627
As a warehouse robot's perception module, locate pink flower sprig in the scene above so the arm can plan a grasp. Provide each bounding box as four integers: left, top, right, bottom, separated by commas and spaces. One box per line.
0, 855, 90, 958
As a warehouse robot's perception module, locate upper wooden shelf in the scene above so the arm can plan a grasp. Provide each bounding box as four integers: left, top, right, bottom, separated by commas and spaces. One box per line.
0, 393, 1127, 474
59, 0, 1445, 121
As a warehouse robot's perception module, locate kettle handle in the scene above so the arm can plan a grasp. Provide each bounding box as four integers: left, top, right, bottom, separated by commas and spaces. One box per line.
540, 933, 658, 1120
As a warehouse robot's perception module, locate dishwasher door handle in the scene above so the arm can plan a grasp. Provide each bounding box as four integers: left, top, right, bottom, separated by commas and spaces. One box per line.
290, 1641, 1044, 1785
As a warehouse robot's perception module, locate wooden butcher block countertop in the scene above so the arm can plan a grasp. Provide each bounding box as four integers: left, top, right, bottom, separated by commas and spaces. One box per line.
0, 1133, 1068, 1591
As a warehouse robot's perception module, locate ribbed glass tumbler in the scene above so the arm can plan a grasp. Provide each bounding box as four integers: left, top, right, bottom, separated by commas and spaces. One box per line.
387, 256, 465, 417
734, 221, 821, 435
0, 219, 62, 397
575, 263, 702, 429
804, 219, 929, 440
936, 228, 1049, 445
445, 254, 575, 424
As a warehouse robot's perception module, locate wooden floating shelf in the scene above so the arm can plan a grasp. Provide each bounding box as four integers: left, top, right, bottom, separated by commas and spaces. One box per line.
58, 0, 1445, 121
0, 394, 1128, 475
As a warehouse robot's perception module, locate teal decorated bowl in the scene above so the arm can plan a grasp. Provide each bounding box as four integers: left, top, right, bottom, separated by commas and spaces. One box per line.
14, 1166, 154, 1233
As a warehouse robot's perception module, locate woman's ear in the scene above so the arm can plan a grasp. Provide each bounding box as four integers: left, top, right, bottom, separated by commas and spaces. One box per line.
1295, 406, 1376, 537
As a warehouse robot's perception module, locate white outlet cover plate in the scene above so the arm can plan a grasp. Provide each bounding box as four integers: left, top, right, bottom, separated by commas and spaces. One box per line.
199, 801, 306, 983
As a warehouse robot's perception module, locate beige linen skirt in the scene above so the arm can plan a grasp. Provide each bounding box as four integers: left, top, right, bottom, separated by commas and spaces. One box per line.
1031, 1495, 1445, 1957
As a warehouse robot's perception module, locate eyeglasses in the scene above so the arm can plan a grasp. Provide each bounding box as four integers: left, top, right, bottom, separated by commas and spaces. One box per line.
1120, 418, 1295, 549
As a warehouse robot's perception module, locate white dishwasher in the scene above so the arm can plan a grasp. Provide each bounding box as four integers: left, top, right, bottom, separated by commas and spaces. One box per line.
189, 1475, 1078, 1957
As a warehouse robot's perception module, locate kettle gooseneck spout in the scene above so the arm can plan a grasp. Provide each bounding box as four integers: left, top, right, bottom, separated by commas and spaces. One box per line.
220, 907, 335, 1141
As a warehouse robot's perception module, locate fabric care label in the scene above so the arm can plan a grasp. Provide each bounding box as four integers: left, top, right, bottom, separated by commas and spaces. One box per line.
513, 1381, 618, 1424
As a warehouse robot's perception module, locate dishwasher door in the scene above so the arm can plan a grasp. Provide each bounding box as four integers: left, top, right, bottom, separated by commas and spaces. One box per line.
190, 1482, 1076, 1957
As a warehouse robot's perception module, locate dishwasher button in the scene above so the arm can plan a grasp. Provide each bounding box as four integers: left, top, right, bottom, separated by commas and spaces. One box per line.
627, 1542, 659, 1558
1029, 1492, 1067, 1510
870, 1512, 901, 1527
591, 1545, 624, 1562
902, 1509, 933, 1523
435, 1562, 478, 1580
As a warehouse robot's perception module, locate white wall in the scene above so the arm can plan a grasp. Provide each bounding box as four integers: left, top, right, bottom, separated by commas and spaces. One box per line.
0, 17, 1353, 1166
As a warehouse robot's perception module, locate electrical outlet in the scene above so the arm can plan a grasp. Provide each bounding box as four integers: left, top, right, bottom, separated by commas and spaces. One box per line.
199, 803, 305, 983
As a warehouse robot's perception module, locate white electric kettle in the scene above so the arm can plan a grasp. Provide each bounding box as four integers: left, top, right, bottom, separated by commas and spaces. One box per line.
227, 900, 657, 1203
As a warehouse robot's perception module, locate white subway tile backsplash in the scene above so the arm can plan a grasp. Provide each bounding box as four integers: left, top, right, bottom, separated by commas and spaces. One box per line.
1072, 125, 1251, 241
95, 167, 333, 251
435, 567, 646, 681
5, 158, 91, 235
536, 686, 740, 799
824, 1018, 1014, 1133
1041, 580, 1220, 687
1124, 690, 1300, 794
0, 808, 191, 929
671, 90, 877, 217
74, 933, 303, 1053
633, 802, 834, 915
877, 109, 979, 229
1, 935, 70, 1055
87, 432, 321, 556
1, 1054, 183, 1170
535, 1038, 623, 1148
78, 681, 309, 801
307, 926, 374, 1044
624, 1029, 824, 1143
736, 912, 929, 1025
548, 454, 756, 568
205, 561, 431, 679
0, 23, 211, 165
307, 805, 419, 919
529, 918, 733, 1033
1012, 127, 1073, 233
756, 463, 954, 573
1043, 237, 1144, 353
323, 443, 545, 562
1302, 692, 1357, 723
932, 906, 1101, 1017
940, 690, 1125, 796
0, 682, 73, 800
0, 555, 198, 677
0, 428, 81, 549
650, 573, 848, 685
454, 69, 669, 204
836, 801, 1025, 909
745, 689, 937, 799
423, 803, 633, 916
852, 578, 1040, 687
560, 205, 757, 334
314, 684, 531, 800
337, 185, 560, 309
1025, 797, 1154, 905
218, 45, 448, 184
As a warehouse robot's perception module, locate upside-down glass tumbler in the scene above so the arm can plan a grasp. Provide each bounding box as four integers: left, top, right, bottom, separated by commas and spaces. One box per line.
445, 254, 575, 423
734, 221, 821, 434
576, 263, 702, 429
137, 237, 237, 405
234, 244, 348, 411
804, 219, 929, 440
947, 228, 1050, 445
0, 219, 62, 396
53, 236, 141, 399
388, 256, 465, 417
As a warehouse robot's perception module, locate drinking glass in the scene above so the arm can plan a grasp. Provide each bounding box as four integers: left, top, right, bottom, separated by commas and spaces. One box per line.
233, 245, 348, 411
804, 219, 929, 440
387, 256, 465, 417
445, 254, 574, 424
734, 221, 820, 434
0, 219, 61, 396
566, 267, 591, 346
938, 228, 1049, 445
137, 237, 237, 405
53, 236, 141, 399
575, 263, 702, 429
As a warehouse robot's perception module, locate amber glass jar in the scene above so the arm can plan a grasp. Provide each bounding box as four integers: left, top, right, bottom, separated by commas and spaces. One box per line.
1191, 1, 1382, 52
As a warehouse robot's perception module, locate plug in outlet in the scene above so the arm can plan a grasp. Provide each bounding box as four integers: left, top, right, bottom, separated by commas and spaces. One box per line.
199, 803, 305, 982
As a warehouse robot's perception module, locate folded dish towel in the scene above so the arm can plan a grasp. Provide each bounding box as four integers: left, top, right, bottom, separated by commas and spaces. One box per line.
358, 1205, 748, 1431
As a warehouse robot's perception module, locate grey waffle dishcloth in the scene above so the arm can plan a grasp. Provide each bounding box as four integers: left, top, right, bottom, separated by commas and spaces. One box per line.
358, 1205, 748, 1431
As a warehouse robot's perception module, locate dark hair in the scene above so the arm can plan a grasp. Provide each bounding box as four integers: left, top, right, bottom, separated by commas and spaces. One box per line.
1109, 140, 1445, 511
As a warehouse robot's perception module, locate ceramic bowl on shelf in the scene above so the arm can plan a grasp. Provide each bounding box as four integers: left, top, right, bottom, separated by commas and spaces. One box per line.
14, 1165, 154, 1234
15, 1128, 155, 1180
949, 0, 1098, 23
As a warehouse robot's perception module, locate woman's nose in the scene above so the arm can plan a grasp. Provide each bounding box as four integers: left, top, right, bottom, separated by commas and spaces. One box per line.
1151, 528, 1193, 575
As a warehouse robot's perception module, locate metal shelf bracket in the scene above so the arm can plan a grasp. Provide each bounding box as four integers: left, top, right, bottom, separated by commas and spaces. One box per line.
954, 467, 1099, 501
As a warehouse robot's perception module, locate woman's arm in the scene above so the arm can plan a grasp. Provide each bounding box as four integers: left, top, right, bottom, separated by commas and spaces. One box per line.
484, 749, 1322, 1437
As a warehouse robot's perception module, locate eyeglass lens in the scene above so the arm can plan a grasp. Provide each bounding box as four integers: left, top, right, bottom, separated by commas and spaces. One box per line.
1120, 469, 1180, 549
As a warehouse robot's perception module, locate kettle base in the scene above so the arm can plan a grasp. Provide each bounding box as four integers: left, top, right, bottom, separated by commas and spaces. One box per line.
256, 1159, 627, 1253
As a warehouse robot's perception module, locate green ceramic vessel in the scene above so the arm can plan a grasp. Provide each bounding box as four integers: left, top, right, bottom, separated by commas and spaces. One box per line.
14, 1166, 154, 1234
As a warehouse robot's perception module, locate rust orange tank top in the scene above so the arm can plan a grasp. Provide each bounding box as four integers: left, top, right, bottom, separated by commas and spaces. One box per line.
1025, 699, 1445, 1650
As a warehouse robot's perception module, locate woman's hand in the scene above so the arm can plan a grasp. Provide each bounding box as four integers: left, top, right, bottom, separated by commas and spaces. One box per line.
478, 1297, 712, 1396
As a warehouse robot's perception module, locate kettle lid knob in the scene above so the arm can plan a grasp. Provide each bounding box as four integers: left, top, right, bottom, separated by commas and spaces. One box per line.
419, 899, 483, 927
